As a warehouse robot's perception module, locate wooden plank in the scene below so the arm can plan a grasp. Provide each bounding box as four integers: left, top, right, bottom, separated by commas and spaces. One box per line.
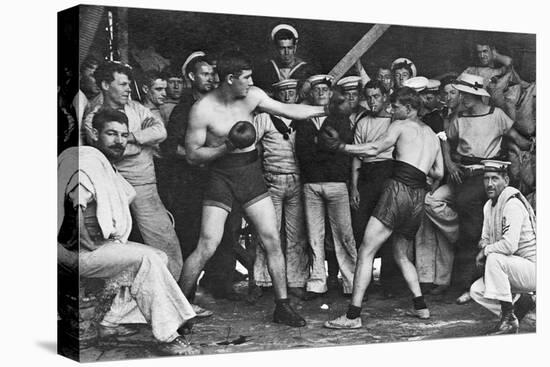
328, 24, 391, 83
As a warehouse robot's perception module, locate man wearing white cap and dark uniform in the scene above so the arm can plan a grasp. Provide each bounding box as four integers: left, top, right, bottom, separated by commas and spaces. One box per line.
294, 74, 358, 301
337, 75, 368, 133
181, 50, 330, 327
251, 78, 309, 300
254, 24, 318, 97
446, 73, 532, 304
469, 160, 536, 335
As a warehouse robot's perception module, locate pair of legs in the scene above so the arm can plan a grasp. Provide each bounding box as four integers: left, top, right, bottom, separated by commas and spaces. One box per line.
80, 241, 195, 343
180, 196, 288, 300
254, 173, 308, 288
352, 162, 399, 291
303, 182, 357, 294
350, 217, 422, 308
470, 253, 536, 316
130, 183, 183, 280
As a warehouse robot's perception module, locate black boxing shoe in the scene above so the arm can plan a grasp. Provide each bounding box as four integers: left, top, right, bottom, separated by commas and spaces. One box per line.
273, 301, 306, 327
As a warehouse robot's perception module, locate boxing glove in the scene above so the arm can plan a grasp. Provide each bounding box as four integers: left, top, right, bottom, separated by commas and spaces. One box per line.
324, 87, 351, 117
319, 126, 346, 152
226, 120, 257, 150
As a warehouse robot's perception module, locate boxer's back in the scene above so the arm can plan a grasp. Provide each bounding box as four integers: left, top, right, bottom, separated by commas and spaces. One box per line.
393, 119, 440, 175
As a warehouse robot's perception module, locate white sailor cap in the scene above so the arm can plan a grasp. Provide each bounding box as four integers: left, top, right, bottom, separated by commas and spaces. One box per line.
272, 79, 299, 91
403, 76, 428, 92
336, 75, 362, 91
425, 79, 441, 92
307, 74, 335, 88
271, 24, 299, 41
481, 160, 511, 173
391, 57, 417, 77
182, 51, 206, 76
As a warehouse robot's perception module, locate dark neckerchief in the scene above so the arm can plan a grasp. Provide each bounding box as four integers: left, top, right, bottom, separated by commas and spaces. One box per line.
269, 115, 293, 140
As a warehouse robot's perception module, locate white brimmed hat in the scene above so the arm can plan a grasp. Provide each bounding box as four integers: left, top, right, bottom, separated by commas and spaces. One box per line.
272, 79, 299, 90
307, 74, 335, 87
391, 57, 417, 77
271, 24, 299, 41
425, 79, 441, 92
452, 73, 490, 97
481, 160, 511, 172
403, 76, 428, 92
182, 51, 206, 76
336, 75, 362, 91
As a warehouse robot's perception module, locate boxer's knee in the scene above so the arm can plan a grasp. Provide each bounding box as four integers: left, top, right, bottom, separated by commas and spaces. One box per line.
196, 234, 220, 260
259, 229, 281, 255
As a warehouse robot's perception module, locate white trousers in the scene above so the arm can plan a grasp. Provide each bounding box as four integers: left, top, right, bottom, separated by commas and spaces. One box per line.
470, 253, 535, 315
80, 241, 196, 342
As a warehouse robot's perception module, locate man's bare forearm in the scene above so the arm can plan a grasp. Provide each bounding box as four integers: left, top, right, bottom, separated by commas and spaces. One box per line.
351, 157, 361, 189
342, 142, 378, 157
441, 139, 454, 168
278, 104, 326, 120
186, 144, 229, 165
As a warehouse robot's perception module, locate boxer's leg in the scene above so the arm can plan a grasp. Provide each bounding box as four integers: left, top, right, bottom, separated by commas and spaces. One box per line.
350, 217, 393, 307
178, 205, 228, 297
245, 196, 287, 300
392, 235, 422, 297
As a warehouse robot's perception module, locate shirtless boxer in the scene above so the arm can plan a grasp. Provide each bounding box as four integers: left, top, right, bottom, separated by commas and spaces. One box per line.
180, 50, 327, 327
321, 87, 444, 329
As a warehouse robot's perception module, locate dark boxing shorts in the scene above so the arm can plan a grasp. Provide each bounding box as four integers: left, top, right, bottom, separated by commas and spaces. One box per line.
203, 149, 269, 212
372, 161, 427, 240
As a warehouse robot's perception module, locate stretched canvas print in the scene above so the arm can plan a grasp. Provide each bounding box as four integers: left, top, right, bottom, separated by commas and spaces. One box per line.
57, 3, 536, 362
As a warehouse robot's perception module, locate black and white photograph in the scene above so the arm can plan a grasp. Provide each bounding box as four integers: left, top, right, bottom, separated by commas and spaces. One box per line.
54, 1, 540, 362
4, 0, 546, 366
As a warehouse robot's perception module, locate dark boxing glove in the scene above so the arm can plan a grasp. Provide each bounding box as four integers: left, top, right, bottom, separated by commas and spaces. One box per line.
319, 126, 346, 152
324, 87, 351, 117
226, 120, 257, 150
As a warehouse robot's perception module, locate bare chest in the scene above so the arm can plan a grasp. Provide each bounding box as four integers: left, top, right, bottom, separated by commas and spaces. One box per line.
205, 102, 256, 141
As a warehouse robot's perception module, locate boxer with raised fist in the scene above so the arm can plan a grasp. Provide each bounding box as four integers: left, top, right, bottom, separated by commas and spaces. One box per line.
226, 120, 257, 150
180, 50, 327, 327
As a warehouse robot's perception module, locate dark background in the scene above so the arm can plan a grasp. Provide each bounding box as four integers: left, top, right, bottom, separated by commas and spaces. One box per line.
82, 6, 536, 83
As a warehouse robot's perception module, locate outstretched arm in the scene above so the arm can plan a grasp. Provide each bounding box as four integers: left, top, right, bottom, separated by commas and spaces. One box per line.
254, 87, 325, 120
342, 122, 401, 157
184, 105, 229, 165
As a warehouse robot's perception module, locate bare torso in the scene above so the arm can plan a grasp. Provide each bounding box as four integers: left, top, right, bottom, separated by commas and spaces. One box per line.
393, 119, 440, 174
185, 85, 325, 164
193, 88, 260, 153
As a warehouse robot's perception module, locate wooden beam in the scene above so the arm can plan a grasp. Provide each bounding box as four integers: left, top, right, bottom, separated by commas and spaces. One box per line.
328, 24, 390, 83
116, 8, 129, 63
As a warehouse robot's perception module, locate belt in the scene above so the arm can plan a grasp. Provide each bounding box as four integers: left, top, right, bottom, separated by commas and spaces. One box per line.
462, 164, 485, 177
